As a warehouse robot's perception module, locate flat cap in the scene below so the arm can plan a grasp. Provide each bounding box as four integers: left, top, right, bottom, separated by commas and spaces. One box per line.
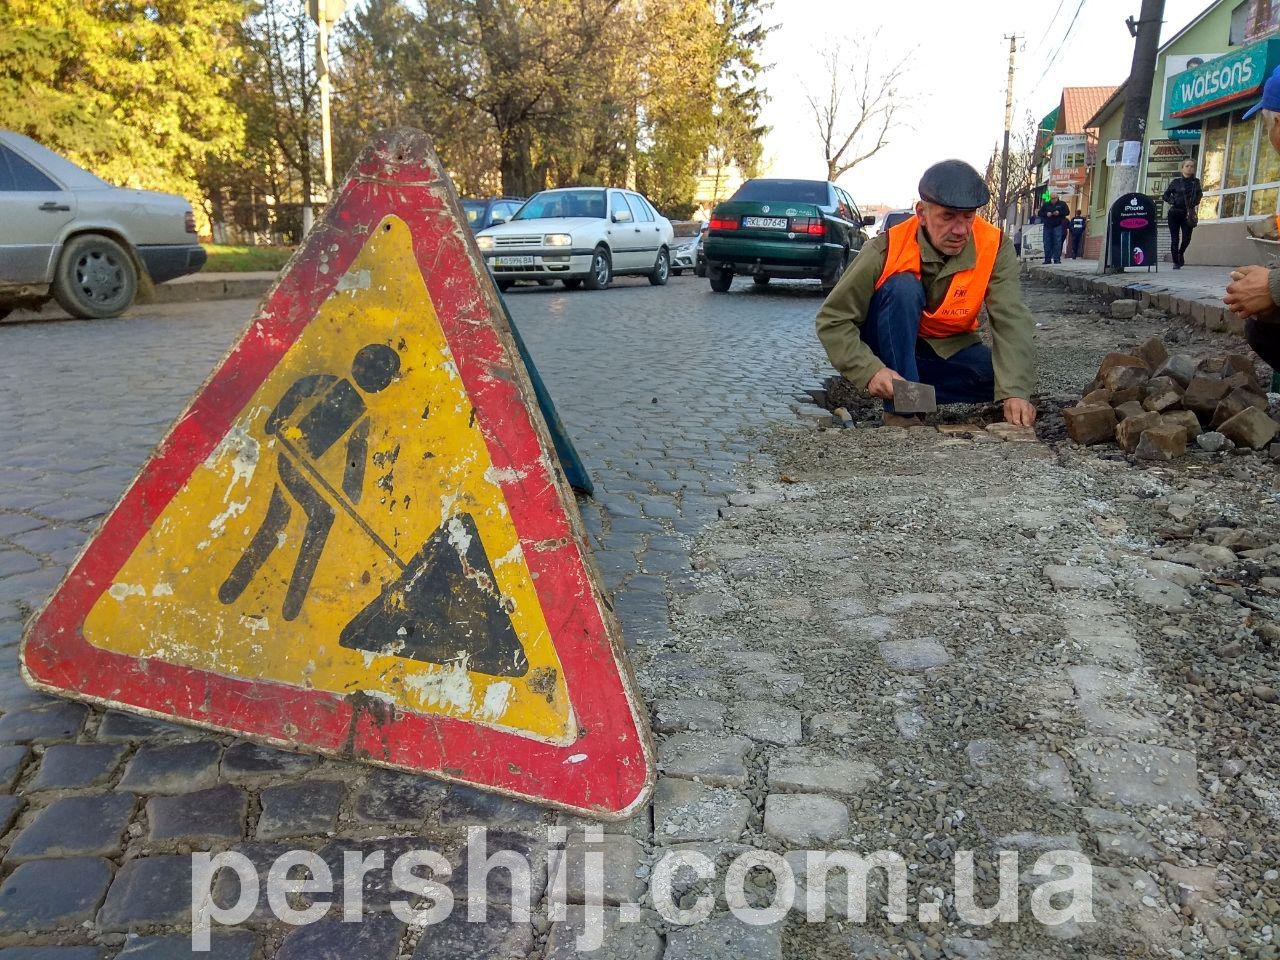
918, 160, 990, 210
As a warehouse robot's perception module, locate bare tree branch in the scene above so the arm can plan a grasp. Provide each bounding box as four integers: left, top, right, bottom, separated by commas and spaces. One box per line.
802, 35, 912, 182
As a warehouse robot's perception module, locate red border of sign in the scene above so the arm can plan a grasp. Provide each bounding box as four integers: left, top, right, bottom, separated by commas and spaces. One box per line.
20, 132, 653, 819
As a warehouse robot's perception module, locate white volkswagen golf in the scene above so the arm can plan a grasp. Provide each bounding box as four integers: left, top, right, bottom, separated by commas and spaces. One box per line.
476, 187, 673, 291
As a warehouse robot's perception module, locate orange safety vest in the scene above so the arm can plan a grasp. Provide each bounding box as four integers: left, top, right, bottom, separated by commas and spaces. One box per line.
875, 215, 1002, 339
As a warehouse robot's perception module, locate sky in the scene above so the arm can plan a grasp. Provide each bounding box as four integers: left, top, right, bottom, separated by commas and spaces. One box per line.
758, 0, 1213, 208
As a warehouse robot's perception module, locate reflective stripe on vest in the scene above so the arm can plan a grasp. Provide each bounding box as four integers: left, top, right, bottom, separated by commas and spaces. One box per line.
874, 215, 1002, 339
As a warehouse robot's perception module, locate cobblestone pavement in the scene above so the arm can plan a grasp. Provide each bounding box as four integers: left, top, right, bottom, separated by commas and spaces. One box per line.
0, 275, 834, 958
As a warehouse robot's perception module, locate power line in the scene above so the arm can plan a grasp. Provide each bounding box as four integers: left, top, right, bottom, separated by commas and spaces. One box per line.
1028, 0, 1088, 100
1030, 0, 1068, 56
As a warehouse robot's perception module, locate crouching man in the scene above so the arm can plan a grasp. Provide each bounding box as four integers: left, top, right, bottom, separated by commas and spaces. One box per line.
816, 159, 1037, 427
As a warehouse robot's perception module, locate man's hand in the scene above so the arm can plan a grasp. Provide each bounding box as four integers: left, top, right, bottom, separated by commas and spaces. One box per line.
865, 367, 905, 399
1003, 397, 1037, 426
1224, 265, 1273, 318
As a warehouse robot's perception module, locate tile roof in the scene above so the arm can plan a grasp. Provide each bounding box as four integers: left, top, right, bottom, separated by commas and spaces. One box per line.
1060, 86, 1120, 133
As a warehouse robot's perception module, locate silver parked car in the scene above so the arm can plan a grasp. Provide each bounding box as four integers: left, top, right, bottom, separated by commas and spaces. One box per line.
0, 130, 206, 319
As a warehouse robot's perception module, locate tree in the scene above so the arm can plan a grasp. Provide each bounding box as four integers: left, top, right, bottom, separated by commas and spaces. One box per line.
0, 0, 247, 225
803, 36, 909, 182
981, 111, 1039, 225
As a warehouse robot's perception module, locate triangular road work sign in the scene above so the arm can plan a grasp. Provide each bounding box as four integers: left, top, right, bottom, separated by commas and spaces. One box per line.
21, 129, 654, 819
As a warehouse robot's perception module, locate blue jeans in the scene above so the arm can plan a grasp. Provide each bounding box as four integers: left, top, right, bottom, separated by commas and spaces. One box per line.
861, 273, 996, 412
1043, 224, 1064, 263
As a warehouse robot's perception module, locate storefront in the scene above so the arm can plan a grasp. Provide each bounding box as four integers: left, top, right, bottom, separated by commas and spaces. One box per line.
1163, 36, 1280, 264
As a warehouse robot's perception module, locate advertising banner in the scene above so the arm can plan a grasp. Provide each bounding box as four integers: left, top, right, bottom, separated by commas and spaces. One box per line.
1050, 134, 1088, 195
1106, 193, 1159, 272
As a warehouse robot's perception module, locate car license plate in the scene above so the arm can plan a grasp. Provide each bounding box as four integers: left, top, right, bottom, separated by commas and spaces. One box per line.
494, 256, 535, 266
742, 216, 788, 229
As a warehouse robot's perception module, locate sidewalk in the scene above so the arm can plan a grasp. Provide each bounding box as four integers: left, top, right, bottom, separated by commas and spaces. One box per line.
153, 270, 277, 303
1027, 258, 1244, 335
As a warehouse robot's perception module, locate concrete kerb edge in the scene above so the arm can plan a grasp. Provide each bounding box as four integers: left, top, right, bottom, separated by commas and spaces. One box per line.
1026, 265, 1244, 336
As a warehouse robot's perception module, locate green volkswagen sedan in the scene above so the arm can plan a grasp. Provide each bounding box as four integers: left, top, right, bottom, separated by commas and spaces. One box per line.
703, 178, 874, 293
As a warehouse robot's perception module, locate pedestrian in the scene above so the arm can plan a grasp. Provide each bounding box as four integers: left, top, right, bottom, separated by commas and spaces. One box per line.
1223, 66, 1280, 392
816, 159, 1037, 428
1162, 158, 1202, 269
1037, 193, 1070, 264
1069, 209, 1087, 259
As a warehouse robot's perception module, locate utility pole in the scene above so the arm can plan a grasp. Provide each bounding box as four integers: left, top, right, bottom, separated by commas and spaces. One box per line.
1101, 0, 1165, 269
307, 0, 346, 231
998, 35, 1019, 232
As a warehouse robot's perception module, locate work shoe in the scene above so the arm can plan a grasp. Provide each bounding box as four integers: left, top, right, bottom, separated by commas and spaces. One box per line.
882, 412, 927, 428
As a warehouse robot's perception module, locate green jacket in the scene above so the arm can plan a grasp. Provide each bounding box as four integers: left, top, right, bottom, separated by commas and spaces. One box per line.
815, 223, 1037, 401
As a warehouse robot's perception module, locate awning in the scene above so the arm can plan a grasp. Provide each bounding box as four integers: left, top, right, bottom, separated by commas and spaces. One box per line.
1163, 38, 1280, 128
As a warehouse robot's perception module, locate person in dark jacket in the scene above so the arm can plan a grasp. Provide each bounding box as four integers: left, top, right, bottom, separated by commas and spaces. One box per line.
1068, 210, 1087, 259
1037, 195, 1070, 264
1162, 159, 1202, 269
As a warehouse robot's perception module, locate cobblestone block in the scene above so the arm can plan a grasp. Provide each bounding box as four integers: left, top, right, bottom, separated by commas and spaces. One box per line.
96, 856, 194, 931
1064, 403, 1116, 445
447, 828, 547, 907
553, 831, 647, 905
0, 567, 65, 607
353, 769, 447, 824
1077, 740, 1202, 809
658, 732, 751, 786
654, 778, 750, 844
652, 698, 725, 734
0, 949, 105, 959
209, 842, 298, 921
0, 745, 29, 790
545, 905, 663, 960
116, 741, 222, 794
1218, 406, 1279, 449
665, 912, 783, 960
7, 793, 135, 861
877, 637, 952, 672
411, 902, 533, 959
220, 740, 317, 780
317, 835, 460, 909
147, 783, 246, 842
30, 743, 125, 790
437, 783, 544, 827
0, 554, 39, 579
0, 515, 45, 538
727, 701, 801, 746
257, 780, 345, 840
763, 794, 849, 845
95, 711, 187, 742
768, 750, 879, 797
115, 932, 257, 960
0, 702, 87, 742
275, 913, 405, 960
0, 857, 113, 932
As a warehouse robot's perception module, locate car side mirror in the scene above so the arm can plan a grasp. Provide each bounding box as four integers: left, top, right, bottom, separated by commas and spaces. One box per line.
612, 212, 632, 224
491, 214, 508, 225
862, 215, 876, 226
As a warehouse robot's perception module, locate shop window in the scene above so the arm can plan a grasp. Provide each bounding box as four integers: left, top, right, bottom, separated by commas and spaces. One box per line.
1250, 186, 1279, 216
1195, 111, 1280, 222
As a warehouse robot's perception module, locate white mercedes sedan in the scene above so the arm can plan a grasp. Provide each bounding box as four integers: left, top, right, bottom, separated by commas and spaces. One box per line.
475, 187, 673, 291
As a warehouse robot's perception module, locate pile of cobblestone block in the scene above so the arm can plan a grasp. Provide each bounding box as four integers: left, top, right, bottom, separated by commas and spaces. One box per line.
1063, 337, 1280, 460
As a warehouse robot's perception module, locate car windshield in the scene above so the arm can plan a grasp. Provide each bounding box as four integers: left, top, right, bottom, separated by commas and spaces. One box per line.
461, 200, 485, 225
512, 189, 607, 221
731, 179, 830, 205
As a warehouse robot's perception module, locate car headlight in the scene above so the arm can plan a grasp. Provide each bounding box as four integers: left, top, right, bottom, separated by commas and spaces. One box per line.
477, 235, 494, 251
544, 234, 572, 247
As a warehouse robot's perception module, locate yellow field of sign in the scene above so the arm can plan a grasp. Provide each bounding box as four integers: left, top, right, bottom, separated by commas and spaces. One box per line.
82, 216, 574, 744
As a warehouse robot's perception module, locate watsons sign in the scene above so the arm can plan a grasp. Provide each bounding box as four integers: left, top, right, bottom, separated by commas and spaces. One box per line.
1165, 39, 1280, 125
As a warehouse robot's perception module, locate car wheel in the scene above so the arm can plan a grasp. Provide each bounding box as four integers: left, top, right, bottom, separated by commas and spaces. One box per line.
671, 268, 683, 277
709, 267, 733, 293
562, 278, 583, 290
695, 261, 706, 278
584, 246, 612, 290
821, 250, 849, 293
752, 275, 771, 287
496, 278, 514, 292
537, 279, 555, 287
52, 234, 137, 319
648, 247, 670, 286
